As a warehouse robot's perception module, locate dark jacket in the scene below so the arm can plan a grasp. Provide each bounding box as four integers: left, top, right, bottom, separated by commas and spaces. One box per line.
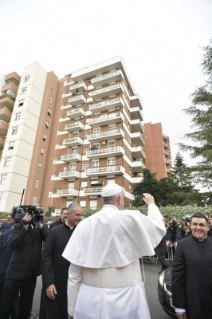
50, 219, 63, 228
173, 220, 185, 241
0, 223, 13, 283
155, 233, 168, 254
5, 223, 48, 280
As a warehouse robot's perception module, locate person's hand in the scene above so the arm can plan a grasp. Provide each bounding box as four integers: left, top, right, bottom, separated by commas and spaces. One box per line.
22, 213, 32, 230
34, 222, 43, 229
173, 217, 176, 221
176, 312, 187, 319
46, 284, 57, 300
142, 193, 155, 206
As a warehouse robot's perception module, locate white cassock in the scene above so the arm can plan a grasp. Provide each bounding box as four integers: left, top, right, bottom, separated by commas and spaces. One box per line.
62, 204, 166, 319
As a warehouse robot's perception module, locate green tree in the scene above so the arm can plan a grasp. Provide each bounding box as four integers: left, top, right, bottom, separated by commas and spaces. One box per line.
179, 38, 212, 188
172, 152, 194, 192
133, 169, 162, 206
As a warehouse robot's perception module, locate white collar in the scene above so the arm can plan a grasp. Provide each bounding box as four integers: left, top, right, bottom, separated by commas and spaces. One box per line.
102, 205, 119, 210
65, 221, 74, 230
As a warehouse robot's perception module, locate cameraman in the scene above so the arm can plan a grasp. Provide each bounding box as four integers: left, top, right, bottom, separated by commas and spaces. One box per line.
0, 210, 48, 319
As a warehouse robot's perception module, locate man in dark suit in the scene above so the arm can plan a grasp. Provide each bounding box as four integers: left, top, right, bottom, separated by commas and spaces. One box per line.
172, 213, 212, 319
0, 212, 48, 319
50, 207, 67, 228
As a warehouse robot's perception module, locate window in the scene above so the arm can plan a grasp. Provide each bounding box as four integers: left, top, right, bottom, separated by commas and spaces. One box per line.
92, 160, 99, 168
84, 131, 90, 137
45, 121, 49, 128
93, 127, 100, 134
49, 97, 52, 104
43, 135, 46, 141
0, 193, 3, 204
81, 180, 87, 188
71, 147, 77, 153
80, 199, 86, 207
94, 113, 100, 118
8, 142, 14, 150
35, 180, 39, 189
107, 177, 115, 184
0, 175, 7, 185
90, 198, 97, 209
70, 163, 76, 170
4, 158, 11, 167
12, 127, 18, 135
83, 146, 90, 153
47, 109, 51, 116
82, 162, 89, 170
15, 113, 21, 121
108, 124, 116, 131
18, 100, 24, 107
32, 197, 37, 205
107, 158, 115, 166
91, 179, 98, 185
41, 149, 44, 156
38, 164, 42, 172
51, 86, 54, 92
24, 76, 30, 82
108, 141, 115, 148
21, 88, 27, 94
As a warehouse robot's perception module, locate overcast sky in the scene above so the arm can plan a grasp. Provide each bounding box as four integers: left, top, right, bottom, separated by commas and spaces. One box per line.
1, 0, 212, 167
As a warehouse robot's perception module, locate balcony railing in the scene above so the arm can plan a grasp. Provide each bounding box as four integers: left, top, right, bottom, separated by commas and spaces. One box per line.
57, 188, 79, 196
87, 146, 124, 157
86, 165, 124, 175
89, 83, 123, 98
65, 121, 84, 132
62, 136, 83, 146
68, 94, 86, 104
88, 129, 123, 140
57, 170, 80, 178
61, 153, 81, 162
90, 70, 123, 85
84, 186, 103, 193
89, 97, 123, 113
89, 112, 123, 125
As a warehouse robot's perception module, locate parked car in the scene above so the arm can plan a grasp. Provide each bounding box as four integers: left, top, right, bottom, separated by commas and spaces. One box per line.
158, 266, 177, 318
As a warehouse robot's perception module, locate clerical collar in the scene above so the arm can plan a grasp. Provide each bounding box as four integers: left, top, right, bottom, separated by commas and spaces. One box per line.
103, 205, 119, 210
192, 233, 208, 242
65, 221, 74, 230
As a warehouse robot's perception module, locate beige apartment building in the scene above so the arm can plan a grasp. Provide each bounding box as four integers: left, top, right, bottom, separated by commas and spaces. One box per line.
0, 57, 145, 212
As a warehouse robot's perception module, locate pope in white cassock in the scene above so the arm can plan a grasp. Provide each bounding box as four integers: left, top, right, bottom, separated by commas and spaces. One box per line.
62, 184, 166, 319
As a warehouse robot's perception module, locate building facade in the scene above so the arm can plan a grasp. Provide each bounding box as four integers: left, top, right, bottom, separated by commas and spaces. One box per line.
0, 57, 145, 211
143, 122, 172, 180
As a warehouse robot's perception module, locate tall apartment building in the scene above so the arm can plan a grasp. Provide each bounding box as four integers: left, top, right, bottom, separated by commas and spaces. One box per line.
143, 122, 172, 180
50, 57, 145, 210
0, 57, 145, 212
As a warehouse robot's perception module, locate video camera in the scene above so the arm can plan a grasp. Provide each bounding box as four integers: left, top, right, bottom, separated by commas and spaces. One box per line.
11, 189, 43, 224
12, 205, 43, 224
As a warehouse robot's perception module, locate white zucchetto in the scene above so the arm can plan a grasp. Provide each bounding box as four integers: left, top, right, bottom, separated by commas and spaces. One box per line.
101, 183, 122, 197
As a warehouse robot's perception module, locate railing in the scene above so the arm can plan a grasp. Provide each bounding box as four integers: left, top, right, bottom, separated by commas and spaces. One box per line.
59, 170, 78, 177
67, 108, 83, 116
57, 188, 76, 195
89, 112, 122, 124
68, 94, 85, 103
89, 83, 123, 96
89, 97, 122, 110
87, 146, 123, 156
84, 186, 103, 193
88, 129, 122, 139
61, 153, 80, 160
65, 122, 81, 129
86, 165, 123, 174
63, 137, 80, 144
70, 82, 84, 90
90, 70, 122, 84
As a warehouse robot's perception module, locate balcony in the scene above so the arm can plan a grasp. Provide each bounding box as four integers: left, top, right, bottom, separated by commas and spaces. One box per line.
130, 119, 144, 133
84, 185, 103, 195
65, 121, 84, 132
130, 107, 143, 121
2, 82, 18, 95
89, 97, 124, 114
57, 188, 79, 197
0, 136, 5, 149
166, 159, 170, 165
0, 107, 12, 122
5, 72, 20, 86
88, 129, 124, 143
129, 94, 142, 109
163, 135, 168, 141
86, 146, 125, 159
0, 120, 9, 135
131, 161, 145, 173
0, 95, 15, 108
61, 152, 81, 163
164, 151, 170, 157
57, 170, 80, 179
63, 94, 86, 107
69, 82, 87, 93
164, 143, 169, 149
131, 146, 146, 159
89, 112, 124, 128
89, 83, 124, 100
86, 165, 125, 177
62, 136, 84, 147
90, 70, 124, 87
67, 108, 85, 120
131, 132, 145, 146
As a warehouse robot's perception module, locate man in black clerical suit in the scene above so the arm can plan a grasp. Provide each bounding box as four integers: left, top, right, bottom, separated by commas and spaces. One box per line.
0, 211, 48, 319
172, 213, 212, 319
39, 203, 82, 319
50, 207, 67, 228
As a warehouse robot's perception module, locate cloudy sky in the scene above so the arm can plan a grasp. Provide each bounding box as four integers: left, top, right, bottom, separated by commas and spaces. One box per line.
1, 0, 212, 166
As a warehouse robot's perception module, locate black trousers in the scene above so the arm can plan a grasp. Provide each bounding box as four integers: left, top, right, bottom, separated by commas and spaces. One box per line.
0, 272, 36, 319
0, 283, 19, 319
157, 251, 169, 271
